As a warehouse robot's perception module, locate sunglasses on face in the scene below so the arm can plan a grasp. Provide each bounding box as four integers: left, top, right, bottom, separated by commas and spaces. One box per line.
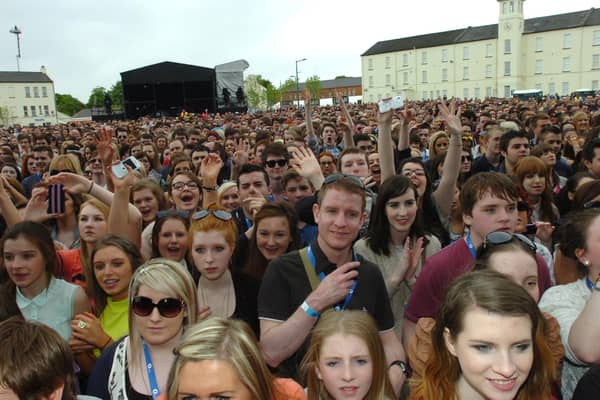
192, 209, 232, 221
480, 231, 537, 256
402, 169, 426, 177
132, 296, 184, 318
156, 210, 190, 220
171, 181, 199, 191
461, 155, 472, 162
265, 159, 287, 168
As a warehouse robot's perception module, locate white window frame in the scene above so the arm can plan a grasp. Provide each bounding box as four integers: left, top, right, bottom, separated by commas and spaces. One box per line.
442, 68, 448, 82
504, 39, 511, 54
535, 59, 543, 74
422, 70, 428, 83
535, 37, 543, 52
485, 64, 492, 78
563, 33, 572, 49
561, 82, 569, 96
422, 51, 428, 65
594, 30, 600, 46
593, 54, 600, 70
442, 49, 448, 63
563, 57, 571, 72
463, 46, 470, 60
463, 66, 469, 80
504, 61, 511, 76
402, 53, 409, 66
486, 44, 493, 58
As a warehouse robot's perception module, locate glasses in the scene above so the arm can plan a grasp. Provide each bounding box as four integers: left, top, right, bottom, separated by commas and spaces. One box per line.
157, 210, 190, 220
480, 231, 537, 256
323, 173, 365, 189
265, 159, 287, 168
132, 296, 184, 318
171, 181, 199, 191
192, 209, 232, 221
461, 155, 472, 162
402, 169, 426, 177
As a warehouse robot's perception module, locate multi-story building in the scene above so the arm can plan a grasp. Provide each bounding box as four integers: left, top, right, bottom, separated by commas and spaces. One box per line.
0, 67, 58, 126
283, 76, 362, 106
361, 1, 600, 101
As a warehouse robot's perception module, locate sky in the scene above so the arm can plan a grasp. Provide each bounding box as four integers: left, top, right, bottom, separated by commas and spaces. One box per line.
1, 0, 597, 102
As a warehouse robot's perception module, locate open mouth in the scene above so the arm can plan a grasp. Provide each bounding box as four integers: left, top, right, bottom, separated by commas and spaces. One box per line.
180, 193, 194, 202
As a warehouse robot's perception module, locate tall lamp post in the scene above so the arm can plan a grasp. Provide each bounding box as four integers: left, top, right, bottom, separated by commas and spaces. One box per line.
295, 58, 307, 108
9, 25, 22, 71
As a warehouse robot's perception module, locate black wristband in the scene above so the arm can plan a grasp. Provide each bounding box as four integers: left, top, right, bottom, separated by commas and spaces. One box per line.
202, 185, 217, 191
389, 360, 412, 378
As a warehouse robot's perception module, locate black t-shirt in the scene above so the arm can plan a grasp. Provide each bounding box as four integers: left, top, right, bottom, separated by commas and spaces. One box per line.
257, 239, 395, 378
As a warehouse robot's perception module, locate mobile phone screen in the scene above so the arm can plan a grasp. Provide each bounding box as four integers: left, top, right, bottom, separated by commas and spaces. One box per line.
47, 184, 65, 214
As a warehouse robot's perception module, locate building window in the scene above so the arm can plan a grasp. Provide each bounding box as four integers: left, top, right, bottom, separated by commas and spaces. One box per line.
403, 71, 408, 85
535, 60, 543, 74
442, 68, 448, 82
463, 46, 470, 60
422, 91, 427, 100
38, 105, 42, 115
563, 33, 572, 49
535, 83, 542, 90
474, 87, 481, 99
23, 106, 28, 117
385, 56, 391, 69
422, 70, 428, 83
593, 54, 600, 70
33, 87, 39, 98
563, 57, 571, 72
369, 94, 374, 102
486, 44, 493, 58
594, 31, 600, 46
509, 1, 514, 12
442, 49, 448, 62
385, 74, 391, 87
504, 39, 511, 54
592, 80, 599, 90
485, 64, 492, 78
562, 82, 569, 95
42, 87, 48, 97
504, 61, 511, 76
422, 52, 428, 65
463, 88, 469, 99
25, 87, 31, 98
403, 53, 409, 66
463, 66, 469, 80
368, 76, 373, 88
502, 2, 507, 14
30, 106, 36, 117
442, 89, 448, 98
549, 82, 556, 95
535, 37, 543, 52
504, 85, 511, 98
368, 58, 373, 71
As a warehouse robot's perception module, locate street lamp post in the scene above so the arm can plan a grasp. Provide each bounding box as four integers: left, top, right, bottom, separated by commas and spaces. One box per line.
9, 25, 22, 71
295, 58, 307, 108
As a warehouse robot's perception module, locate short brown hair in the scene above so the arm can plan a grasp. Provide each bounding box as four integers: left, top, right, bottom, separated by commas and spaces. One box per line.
318, 175, 366, 211
460, 172, 518, 217
0, 317, 77, 399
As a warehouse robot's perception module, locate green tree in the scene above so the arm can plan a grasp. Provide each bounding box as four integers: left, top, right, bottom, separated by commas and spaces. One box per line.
87, 86, 107, 108
0, 106, 16, 126
109, 81, 123, 110
335, 75, 349, 80
246, 87, 262, 109
305, 75, 322, 100
56, 93, 85, 116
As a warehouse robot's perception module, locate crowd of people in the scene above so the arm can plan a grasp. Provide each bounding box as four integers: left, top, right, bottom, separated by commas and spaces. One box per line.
0, 91, 600, 399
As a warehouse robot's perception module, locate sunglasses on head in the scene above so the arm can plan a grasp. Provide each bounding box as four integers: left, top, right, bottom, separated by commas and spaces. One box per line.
192, 209, 232, 221
132, 296, 184, 318
480, 231, 537, 256
156, 210, 190, 220
323, 173, 365, 189
265, 159, 287, 168
50, 169, 72, 176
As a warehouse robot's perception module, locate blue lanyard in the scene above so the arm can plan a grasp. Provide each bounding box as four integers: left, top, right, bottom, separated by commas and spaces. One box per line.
244, 216, 252, 229
142, 341, 160, 400
465, 232, 477, 259
586, 277, 595, 291
307, 245, 358, 312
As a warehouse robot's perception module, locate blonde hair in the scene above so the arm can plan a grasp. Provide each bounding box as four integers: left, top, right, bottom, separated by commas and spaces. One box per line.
301, 311, 395, 400
49, 154, 83, 175
128, 258, 198, 378
166, 318, 275, 400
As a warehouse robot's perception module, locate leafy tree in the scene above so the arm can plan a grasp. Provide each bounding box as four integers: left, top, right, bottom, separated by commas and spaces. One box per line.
245, 87, 262, 109
335, 75, 349, 80
87, 86, 107, 108
56, 94, 85, 116
109, 81, 123, 109
0, 106, 16, 126
305, 75, 322, 100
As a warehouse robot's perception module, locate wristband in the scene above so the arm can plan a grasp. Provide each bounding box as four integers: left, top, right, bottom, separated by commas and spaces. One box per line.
202, 185, 218, 191
389, 360, 412, 378
301, 300, 320, 318
87, 181, 94, 194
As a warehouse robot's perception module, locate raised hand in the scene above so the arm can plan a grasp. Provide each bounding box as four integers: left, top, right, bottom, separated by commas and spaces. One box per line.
438, 100, 462, 136
232, 139, 249, 168
199, 153, 224, 183
107, 162, 134, 193
23, 188, 59, 222
95, 126, 116, 166
290, 146, 324, 189
47, 172, 90, 194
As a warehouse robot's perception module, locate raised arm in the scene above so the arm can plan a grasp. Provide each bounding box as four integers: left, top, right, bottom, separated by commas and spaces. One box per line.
378, 107, 396, 183
336, 91, 355, 149
106, 164, 143, 248
0, 176, 23, 226
432, 100, 462, 219
95, 126, 118, 193
199, 153, 223, 209
397, 107, 415, 151
290, 146, 325, 190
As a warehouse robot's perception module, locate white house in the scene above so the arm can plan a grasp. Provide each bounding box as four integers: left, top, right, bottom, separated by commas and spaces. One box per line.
361, 1, 600, 101
0, 66, 58, 126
